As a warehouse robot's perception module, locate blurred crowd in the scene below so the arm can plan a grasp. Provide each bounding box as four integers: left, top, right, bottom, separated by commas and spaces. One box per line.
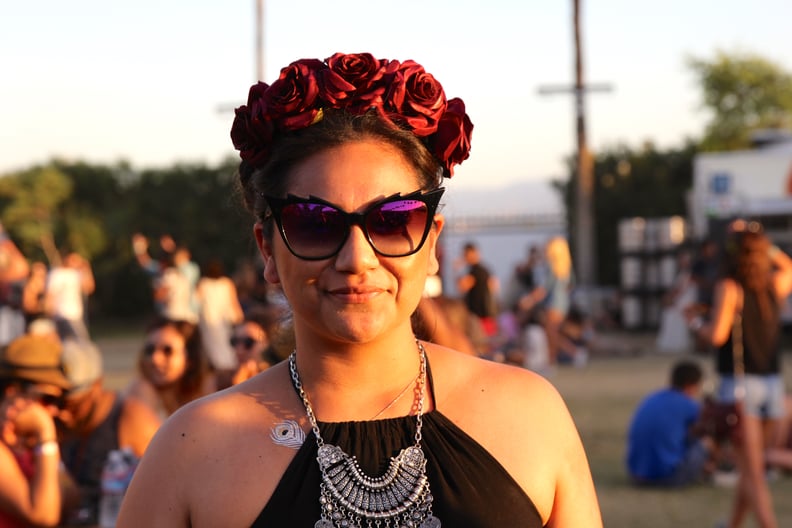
4, 217, 792, 527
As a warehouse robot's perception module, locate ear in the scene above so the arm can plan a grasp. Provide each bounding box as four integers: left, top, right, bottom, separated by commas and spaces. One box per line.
426, 214, 445, 276
254, 223, 281, 285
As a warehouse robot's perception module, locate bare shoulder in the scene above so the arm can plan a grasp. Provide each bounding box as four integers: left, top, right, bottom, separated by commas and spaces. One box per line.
426, 345, 599, 526
118, 363, 306, 528
428, 345, 566, 419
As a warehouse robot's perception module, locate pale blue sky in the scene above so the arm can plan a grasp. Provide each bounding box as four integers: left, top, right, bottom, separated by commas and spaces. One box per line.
2, 0, 791, 190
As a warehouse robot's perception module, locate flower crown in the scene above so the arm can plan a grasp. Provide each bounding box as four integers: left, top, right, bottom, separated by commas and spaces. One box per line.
231, 52, 473, 178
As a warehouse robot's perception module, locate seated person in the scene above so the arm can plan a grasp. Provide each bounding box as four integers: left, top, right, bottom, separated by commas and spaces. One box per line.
556, 306, 593, 367
58, 338, 162, 526
626, 360, 714, 486
0, 334, 70, 527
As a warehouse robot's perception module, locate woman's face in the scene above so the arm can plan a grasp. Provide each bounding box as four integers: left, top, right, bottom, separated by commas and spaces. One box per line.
256, 140, 443, 345
141, 326, 188, 387
231, 321, 268, 363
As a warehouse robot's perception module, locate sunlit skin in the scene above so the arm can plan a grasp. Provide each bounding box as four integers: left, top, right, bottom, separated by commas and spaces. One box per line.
116, 138, 602, 528
231, 322, 268, 364
141, 326, 188, 388
256, 140, 441, 353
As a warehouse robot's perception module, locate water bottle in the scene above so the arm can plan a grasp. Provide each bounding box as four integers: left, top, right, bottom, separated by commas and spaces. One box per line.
98, 448, 137, 528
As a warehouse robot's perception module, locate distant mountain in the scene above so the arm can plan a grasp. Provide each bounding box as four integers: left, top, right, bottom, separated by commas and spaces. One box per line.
442, 179, 563, 219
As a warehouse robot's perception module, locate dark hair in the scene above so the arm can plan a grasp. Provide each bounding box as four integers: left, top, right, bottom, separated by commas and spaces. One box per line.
139, 317, 209, 401
723, 230, 779, 368
237, 109, 443, 230
724, 231, 772, 293
670, 360, 702, 390
202, 258, 225, 279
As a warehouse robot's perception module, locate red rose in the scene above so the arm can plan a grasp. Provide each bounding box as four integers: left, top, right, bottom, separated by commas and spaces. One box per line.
231, 82, 276, 166
431, 98, 473, 177
384, 60, 447, 136
324, 53, 391, 111
265, 58, 323, 130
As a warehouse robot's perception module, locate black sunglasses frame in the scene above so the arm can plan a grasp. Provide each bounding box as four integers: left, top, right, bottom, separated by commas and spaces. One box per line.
143, 343, 175, 358
230, 336, 259, 349
264, 187, 445, 261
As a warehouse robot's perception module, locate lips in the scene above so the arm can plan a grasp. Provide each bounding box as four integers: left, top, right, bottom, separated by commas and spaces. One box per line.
327, 285, 385, 302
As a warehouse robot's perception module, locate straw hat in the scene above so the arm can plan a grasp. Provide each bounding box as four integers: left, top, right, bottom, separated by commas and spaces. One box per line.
0, 334, 72, 390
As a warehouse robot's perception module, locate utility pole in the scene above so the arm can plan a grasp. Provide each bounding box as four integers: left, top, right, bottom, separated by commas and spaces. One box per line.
538, 0, 611, 289
255, 0, 265, 81
218, 0, 266, 113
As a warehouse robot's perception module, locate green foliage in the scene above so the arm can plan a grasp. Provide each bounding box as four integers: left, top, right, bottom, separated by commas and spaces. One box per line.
0, 158, 257, 317
556, 142, 696, 286
687, 50, 792, 150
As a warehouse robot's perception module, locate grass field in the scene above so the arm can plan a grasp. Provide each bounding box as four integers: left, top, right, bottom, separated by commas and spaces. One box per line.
94, 330, 792, 527
551, 342, 792, 528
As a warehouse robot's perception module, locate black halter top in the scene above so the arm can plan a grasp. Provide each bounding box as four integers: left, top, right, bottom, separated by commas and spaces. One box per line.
251, 363, 544, 527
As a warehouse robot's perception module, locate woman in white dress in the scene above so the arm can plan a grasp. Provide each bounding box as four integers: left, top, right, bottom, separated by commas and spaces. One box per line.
196, 259, 244, 372
656, 251, 698, 353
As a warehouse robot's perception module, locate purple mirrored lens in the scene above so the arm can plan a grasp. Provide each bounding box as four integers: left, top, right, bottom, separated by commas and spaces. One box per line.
367, 199, 429, 254
281, 203, 346, 257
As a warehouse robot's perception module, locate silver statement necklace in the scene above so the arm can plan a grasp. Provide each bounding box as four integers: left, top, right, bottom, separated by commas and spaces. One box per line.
288, 341, 441, 528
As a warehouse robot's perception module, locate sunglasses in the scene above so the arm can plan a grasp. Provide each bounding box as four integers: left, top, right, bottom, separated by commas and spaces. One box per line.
264, 188, 444, 260
21, 383, 66, 409
230, 336, 259, 349
143, 343, 176, 357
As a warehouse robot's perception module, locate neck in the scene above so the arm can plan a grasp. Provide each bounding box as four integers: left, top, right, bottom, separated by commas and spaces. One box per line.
291, 334, 427, 422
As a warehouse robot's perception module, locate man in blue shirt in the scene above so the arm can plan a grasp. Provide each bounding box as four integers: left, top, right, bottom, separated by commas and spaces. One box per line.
627, 360, 713, 486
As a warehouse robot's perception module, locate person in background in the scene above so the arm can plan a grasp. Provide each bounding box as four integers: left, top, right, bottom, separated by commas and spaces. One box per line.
626, 360, 714, 487
118, 52, 600, 527
131, 234, 200, 323
413, 295, 481, 356
765, 394, 792, 473
0, 334, 70, 527
124, 318, 215, 420
0, 224, 30, 346
688, 224, 792, 528
57, 338, 161, 527
196, 259, 244, 375
518, 236, 574, 367
655, 250, 697, 354
456, 241, 499, 338
21, 262, 48, 328
43, 252, 95, 343
224, 307, 286, 388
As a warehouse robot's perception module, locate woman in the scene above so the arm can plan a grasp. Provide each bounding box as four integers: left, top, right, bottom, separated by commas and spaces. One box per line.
518, 236, 574, 367
124, 318, 214, 420
196, 258, 244, 373
224, 307, 287, 387
118, 52, 601, 527
689, 226, 792, 528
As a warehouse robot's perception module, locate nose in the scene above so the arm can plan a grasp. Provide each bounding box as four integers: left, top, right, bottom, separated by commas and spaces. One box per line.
334, 225, 379, 272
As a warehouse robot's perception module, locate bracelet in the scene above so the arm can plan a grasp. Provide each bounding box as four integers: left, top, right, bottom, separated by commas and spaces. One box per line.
33, 440, 59, 457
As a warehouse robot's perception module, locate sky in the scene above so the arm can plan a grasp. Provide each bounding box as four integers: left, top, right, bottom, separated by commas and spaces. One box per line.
3, 0, 792, 194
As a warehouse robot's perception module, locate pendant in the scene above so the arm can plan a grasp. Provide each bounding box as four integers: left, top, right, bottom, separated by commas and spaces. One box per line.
421, 515, 442, 528
317, 444, 429, 516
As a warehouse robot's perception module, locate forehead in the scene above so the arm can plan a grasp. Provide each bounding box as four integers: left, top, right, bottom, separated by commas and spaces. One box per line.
148, 325, 185, 344
285, 140, 421, 208
237, 321, 264, 335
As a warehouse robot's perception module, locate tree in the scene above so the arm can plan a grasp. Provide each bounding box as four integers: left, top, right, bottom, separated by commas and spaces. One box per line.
555, 141, 696, 285
688, 50, 792, 151
0, 165, 74, 264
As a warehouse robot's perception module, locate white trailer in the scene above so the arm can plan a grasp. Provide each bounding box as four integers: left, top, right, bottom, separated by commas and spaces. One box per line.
690, 141, 792, 244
